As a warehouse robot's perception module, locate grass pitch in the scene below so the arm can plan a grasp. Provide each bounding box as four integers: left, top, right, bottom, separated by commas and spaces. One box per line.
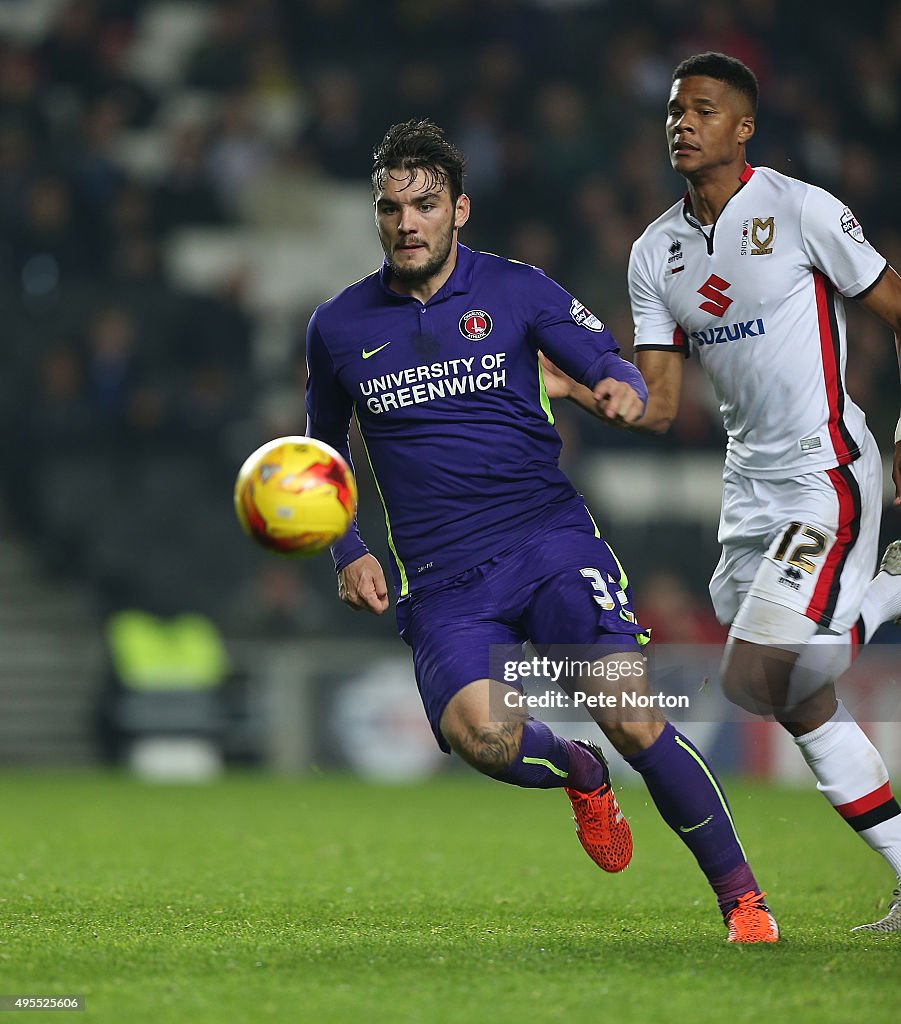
0, 772, 898, 1024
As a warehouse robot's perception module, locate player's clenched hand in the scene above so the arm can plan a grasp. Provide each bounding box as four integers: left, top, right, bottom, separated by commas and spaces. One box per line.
338, 553, 390, 614
537, 352, 575, 399
893, 441, 901, 507
592, 378, 646, 424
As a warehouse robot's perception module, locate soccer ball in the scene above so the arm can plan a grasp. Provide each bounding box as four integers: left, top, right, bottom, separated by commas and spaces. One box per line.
234, 436, 357, 557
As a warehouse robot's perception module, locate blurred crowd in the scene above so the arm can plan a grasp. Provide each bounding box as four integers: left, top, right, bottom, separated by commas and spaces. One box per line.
0, 0, 899, 640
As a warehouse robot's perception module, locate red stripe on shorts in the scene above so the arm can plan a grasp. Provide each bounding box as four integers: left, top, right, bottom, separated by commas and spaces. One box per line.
805, 465, 859, 627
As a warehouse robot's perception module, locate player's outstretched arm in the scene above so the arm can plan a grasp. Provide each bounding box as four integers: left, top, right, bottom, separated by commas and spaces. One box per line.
857, 265, 901, 507
632, 349, 683, 434
538, 349, 682, 433
591, 377, 646, 424
539, 354, 644, 426
338, 553, 390, 615
539, 351, 589, 402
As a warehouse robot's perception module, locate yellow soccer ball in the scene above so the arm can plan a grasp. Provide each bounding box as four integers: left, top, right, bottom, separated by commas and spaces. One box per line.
234, 436, 357, 557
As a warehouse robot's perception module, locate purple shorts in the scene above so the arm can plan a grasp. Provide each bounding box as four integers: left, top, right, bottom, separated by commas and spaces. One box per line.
396, 503, 648, 751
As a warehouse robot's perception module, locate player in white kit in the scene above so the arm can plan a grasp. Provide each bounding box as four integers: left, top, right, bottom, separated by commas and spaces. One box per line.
545, 52, 901, 932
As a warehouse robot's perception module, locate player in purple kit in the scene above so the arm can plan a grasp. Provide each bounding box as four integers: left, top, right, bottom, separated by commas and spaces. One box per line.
305, 119, 777, 942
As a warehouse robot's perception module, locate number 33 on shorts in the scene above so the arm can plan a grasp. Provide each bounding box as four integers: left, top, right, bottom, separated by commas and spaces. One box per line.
580, 566, 638, 625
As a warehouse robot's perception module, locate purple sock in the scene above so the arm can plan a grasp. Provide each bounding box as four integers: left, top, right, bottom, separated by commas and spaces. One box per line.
626, 722, 759, 909
493, 719, 607, 792
711, 862, 764, 917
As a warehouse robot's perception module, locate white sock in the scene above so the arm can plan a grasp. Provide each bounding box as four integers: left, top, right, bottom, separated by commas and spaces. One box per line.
859, 821, 901, 882
794, 700, 901, 877
860, 564, 901, 637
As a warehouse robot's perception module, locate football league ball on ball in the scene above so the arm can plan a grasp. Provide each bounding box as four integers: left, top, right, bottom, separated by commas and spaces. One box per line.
234, 436, 357, 557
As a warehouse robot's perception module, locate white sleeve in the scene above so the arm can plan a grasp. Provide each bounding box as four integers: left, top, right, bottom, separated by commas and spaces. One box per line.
628, 237, 688, 354
800, 185, 887, 298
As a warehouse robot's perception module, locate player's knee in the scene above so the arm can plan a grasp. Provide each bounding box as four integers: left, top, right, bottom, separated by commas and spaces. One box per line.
441, 717, 525, 775
440, 679, 527, 774
724, 598, 817, 715
600, 719, 665, 758
720, 639, 794, 716
720, 659, 765, 714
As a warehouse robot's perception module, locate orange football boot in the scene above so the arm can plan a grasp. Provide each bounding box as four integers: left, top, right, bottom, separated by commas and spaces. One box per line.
725, 890, 780, 943
564, 740, 633, 873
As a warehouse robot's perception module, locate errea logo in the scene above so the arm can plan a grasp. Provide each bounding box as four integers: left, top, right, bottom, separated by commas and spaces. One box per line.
667, 239, 684, 274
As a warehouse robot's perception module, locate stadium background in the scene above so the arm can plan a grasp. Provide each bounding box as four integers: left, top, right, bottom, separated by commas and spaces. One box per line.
0, 0, 898, 781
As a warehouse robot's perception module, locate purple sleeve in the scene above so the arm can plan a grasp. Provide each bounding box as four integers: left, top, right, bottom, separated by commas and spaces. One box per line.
304, 312, 369, 572
583, 350, 648, 407
527, 270, 648, 408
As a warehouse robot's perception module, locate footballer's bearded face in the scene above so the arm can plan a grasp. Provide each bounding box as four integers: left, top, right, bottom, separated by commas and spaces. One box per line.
374, 167, 470, 288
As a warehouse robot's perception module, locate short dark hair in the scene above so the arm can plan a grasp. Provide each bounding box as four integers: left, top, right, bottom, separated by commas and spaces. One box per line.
672, 52, 758, 113
372, 119, 465, 202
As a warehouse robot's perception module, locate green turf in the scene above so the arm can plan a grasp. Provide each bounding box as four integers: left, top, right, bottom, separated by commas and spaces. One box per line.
0, 772, 898, 1024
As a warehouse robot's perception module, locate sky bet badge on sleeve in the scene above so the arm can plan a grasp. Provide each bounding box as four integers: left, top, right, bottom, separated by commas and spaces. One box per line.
234, 436, 357, 557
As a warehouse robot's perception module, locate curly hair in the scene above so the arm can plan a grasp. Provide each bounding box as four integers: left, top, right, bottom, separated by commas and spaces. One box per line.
371, 119, 465, 202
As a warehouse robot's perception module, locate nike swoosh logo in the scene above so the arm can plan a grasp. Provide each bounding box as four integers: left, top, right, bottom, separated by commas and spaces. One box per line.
362, 341, 392, 359
679, 815, 713, 833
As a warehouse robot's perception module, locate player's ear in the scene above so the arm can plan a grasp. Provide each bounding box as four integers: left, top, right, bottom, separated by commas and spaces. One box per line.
738, 114, 755, 146
454, 193, 471, 230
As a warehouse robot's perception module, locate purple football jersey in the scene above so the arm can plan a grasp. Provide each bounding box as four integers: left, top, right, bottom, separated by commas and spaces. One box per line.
305, 243, 645, 595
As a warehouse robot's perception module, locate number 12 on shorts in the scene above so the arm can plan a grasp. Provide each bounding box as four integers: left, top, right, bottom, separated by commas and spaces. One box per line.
773, 522, 828, 573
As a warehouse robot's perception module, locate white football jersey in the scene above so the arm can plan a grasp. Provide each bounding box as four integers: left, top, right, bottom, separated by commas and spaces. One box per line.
629, 165, 888, 478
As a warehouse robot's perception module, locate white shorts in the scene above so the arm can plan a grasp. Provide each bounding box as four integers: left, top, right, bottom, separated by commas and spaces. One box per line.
709, 432, 882, 640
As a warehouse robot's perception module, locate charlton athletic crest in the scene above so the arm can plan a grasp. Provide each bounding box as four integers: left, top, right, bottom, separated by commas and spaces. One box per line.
459, 309, 493, 340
